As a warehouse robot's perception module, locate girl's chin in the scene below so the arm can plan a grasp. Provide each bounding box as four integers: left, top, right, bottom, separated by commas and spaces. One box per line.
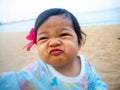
48, 60, 66, 67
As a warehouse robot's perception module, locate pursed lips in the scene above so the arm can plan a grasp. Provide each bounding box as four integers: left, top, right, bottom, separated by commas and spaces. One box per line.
49, 48, 64, 56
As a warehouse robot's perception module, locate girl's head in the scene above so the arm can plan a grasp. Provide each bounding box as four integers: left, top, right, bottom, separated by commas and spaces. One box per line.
31, 8, 86, 67
34, 8, 86, 45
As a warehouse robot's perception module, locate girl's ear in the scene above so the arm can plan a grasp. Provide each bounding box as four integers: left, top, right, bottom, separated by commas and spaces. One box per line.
78, 41, 81, 50
78, 45, 81, 50
78, 38, 84, 50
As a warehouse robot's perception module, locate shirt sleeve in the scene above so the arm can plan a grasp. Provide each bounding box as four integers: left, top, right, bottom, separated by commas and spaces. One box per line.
0, 70, 39, 90
85, 59, 107, 90
0, 61, 50, 90
0, 72, 20, 90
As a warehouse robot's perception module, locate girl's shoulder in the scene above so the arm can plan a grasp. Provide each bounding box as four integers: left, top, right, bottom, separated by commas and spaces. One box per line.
0, 59, 48, 82
18, 60, 49, 77
0, 60, 50, 90
78, 54, 93, 68
23, 60, 44, 71
78, 54, 96, 76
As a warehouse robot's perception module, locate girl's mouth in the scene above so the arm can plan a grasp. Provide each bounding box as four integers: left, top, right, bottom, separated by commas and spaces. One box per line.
49, 49, 63, 56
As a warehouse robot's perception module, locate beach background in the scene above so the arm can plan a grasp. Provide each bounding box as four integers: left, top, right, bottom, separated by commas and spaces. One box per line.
0, 0, 120, 90
0, 24, 120, 90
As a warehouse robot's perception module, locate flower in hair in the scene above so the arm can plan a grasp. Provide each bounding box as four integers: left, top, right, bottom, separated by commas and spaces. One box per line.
24, 28, 36, 51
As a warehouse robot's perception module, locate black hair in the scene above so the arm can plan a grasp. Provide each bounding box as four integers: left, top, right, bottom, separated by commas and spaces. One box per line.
34, 8, 86, 45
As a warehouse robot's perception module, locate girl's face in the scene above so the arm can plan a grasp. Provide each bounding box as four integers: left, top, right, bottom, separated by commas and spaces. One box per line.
37, 15, 80, 67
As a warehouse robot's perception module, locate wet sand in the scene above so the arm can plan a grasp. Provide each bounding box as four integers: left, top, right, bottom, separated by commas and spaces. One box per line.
0, 24, 120, 90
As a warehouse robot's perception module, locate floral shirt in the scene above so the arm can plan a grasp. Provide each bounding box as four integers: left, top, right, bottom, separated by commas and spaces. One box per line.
0, 55, 107, 90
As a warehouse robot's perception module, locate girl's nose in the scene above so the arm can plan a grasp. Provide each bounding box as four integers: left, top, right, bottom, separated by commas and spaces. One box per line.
49, 38, 61, 47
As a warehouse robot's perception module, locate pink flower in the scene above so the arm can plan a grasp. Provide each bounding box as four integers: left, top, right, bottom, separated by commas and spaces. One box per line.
24, 28, 36, 51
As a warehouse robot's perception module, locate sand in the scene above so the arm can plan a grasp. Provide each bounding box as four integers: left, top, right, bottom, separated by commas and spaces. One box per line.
0, 24, 120, 90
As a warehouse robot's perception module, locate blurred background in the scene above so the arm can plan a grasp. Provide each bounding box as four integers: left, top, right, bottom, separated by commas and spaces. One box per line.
0, 0, 120, 32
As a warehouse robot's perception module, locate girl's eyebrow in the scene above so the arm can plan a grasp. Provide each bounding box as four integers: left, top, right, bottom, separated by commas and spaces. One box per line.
62, 27, 74, 32
37, 31, 47, 36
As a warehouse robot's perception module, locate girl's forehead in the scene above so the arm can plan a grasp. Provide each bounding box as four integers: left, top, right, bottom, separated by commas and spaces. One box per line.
37, 16, 74, 36
39, 15, 73, 30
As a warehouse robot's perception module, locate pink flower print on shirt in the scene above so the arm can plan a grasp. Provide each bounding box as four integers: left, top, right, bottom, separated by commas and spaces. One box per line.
40, 67, 45, 72
87, 59, 92, 67
25, 65, 34, 71
24, 63, 37, 71
79, 75, 88, 88
19, 80, 34, 90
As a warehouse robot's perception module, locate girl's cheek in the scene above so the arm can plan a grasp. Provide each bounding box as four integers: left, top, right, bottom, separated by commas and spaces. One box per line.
37, 44, 47, 54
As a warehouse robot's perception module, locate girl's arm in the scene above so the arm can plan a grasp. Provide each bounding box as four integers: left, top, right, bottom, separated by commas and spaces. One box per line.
0, 72, 20, 90
85, 59, 107, 90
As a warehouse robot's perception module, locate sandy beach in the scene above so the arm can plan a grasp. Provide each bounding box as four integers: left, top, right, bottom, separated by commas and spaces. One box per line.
0, 24, 120, 90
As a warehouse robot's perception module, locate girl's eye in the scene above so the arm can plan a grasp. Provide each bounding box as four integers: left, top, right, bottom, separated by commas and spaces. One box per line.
60, 33, 69, 37
39, 37, 48, 41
